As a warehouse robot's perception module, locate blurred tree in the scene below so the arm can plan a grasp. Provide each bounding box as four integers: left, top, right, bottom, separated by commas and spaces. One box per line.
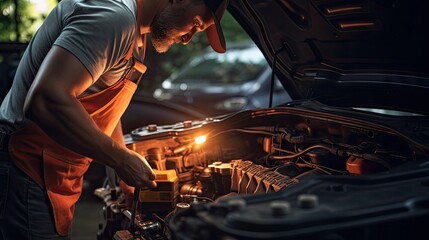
1, 0, 23, 41
0, 0, 56, 42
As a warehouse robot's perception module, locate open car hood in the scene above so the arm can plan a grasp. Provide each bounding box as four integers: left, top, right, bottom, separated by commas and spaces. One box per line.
227, 0, 429, 115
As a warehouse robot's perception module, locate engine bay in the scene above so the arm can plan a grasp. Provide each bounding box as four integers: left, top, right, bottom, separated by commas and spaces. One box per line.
95, 104, 429, 240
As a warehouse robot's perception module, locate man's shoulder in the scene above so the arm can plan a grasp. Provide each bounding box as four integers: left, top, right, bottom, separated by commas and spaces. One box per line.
59, 0, 136, 36
61, 0, 135, 22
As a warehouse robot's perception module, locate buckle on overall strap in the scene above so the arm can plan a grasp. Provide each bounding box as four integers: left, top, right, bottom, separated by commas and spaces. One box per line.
125, 58, 147, 84
133, 60, 147, 74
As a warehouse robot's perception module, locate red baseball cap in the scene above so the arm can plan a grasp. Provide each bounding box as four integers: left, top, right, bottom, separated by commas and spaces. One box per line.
203, 0, 229, 53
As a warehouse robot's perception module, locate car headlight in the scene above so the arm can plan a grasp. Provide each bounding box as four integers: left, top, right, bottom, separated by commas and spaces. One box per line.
214, 97, 248, 111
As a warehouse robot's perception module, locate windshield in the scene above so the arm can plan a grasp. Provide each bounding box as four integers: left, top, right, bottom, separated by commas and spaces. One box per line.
171, 45, 267, 85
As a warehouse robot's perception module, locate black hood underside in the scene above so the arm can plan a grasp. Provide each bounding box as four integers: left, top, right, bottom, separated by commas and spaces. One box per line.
227, 0, 429, 115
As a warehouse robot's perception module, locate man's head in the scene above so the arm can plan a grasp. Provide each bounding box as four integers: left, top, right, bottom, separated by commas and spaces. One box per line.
150, 0, 229, 53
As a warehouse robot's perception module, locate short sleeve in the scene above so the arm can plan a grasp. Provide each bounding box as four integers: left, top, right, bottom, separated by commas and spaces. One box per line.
54, 1, 135, 82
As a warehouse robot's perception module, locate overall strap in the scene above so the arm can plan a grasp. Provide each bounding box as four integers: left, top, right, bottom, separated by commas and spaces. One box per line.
125, 0, 144, 62
124, 0, 147, 84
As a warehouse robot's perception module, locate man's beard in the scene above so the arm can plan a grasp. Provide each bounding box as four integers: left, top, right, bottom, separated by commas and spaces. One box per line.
151, 4, 188, 53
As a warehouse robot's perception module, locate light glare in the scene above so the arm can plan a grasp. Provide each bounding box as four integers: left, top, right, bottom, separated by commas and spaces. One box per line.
194, 136, 206, 145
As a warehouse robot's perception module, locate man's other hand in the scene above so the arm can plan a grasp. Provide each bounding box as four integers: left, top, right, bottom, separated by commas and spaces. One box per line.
115, 150, 157, 189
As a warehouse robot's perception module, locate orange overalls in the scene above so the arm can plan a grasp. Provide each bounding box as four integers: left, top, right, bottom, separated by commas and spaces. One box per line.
8, 0, 145, 235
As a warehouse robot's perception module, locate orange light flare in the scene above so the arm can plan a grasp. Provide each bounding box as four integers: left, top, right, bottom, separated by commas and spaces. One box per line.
194, 135, 207, 145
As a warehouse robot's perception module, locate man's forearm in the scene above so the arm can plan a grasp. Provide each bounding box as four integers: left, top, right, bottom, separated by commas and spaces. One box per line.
24, 92, 126, 169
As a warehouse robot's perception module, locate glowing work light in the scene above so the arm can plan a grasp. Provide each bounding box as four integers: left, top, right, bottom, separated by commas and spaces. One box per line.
194, 136, 206, 145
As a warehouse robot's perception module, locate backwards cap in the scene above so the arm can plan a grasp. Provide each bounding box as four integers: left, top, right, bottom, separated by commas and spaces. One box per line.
202, 0, 229, 53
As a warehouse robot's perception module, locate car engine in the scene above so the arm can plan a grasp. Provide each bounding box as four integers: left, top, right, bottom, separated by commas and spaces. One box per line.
95, 103, 429, 240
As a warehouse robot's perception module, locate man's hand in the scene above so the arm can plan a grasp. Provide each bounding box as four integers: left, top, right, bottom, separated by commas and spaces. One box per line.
110, 122, 157, 189
119, 180, 134, 209
115, 149, 157, 189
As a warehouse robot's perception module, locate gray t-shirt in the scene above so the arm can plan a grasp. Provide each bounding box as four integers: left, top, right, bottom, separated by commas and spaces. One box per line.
0, 0, 139, 134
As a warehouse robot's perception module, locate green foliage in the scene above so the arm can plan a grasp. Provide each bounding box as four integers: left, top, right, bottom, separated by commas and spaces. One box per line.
0, 0, 55, 42
1, 0, 18, 41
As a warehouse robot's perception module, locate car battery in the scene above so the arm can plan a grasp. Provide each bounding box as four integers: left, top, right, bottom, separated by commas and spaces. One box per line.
139, 169, 179, 213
